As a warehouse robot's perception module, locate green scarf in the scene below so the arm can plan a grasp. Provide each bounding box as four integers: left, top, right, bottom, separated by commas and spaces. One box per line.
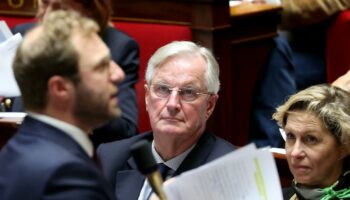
321, 171, 350, 200
293, 171, 350, 200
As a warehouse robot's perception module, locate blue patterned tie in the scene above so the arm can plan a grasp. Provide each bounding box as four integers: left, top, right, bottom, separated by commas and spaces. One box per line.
158, 163, 173, 180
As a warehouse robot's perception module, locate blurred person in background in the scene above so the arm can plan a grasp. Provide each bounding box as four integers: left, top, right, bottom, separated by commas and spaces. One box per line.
249, 0, 350, 147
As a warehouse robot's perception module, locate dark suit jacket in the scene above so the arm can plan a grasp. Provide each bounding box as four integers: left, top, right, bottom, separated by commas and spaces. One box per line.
11, 23, 140, 145
97, 131, 235, 200
283, 187, 295, 200
0, 116, 116, 200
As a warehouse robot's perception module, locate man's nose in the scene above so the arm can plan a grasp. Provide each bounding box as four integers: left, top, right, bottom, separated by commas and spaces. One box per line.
110, 61, 125, 84
166, 90, 181, 111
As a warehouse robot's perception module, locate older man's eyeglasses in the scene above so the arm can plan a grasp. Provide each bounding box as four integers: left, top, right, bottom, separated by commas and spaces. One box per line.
150, 83, 213, 102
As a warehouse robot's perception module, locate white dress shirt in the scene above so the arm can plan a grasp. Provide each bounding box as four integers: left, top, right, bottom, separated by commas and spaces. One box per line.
28, 112, 94, 158
137, 141, 196, 200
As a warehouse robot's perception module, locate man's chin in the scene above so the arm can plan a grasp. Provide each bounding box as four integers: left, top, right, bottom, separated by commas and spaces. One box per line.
157, 125, 185, 135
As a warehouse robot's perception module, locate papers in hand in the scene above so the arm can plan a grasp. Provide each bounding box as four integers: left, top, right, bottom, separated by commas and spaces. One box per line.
163, 144, 283, 200
0, 21, 22, 97
0, 21, 13, 43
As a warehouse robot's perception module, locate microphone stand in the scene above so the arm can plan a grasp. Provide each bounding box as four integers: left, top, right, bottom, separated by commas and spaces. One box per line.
147, 172, 167, 200
131, 139, 168, 200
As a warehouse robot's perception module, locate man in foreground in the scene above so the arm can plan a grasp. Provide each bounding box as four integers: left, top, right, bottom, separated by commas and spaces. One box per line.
0, 10, 124, 200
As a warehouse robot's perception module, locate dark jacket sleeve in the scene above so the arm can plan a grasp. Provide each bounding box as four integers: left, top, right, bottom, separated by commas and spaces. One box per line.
282, 187, 295, 200
12, 22, 36, 36
280, 0, 350, 29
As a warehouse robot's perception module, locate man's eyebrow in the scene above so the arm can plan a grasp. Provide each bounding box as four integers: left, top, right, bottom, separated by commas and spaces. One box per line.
101, 55, 111, 63
93, 55, 111, 69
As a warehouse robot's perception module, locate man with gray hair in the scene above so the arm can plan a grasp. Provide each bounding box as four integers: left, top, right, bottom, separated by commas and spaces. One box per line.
98, 41, 235, 200
0, 10, 124, 200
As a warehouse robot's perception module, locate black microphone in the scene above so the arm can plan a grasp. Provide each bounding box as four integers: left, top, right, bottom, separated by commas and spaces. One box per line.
131, 139, 167, 200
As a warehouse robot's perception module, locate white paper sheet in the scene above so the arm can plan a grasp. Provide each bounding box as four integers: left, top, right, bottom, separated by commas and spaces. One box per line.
0, 33, 22, 97
0, 112, 26, 118
229, 1, 242, 6
163, 144, 283, 200
0, 21, 13, 43
270, 147, 286, 155
229, 0, 281, 6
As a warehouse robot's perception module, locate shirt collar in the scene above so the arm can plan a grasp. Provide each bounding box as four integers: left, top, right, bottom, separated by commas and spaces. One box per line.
27, 112, 94, 157
151, 140, 196, 171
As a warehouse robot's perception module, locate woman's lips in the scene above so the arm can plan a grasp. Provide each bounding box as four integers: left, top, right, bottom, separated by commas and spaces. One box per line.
291, 164, 310, 173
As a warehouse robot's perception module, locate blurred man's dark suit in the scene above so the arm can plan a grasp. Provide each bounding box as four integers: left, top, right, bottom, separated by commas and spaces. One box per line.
0, 116, 116, 200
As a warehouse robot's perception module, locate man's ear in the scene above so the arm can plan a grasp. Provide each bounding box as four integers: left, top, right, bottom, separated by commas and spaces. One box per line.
205, 94, 218, 120
144, 84, 150, 111
47, 75, 74, 101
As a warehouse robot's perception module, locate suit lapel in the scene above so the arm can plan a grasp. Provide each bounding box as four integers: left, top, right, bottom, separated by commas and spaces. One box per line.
115, 157, 145, 200
174, 131, 214, 175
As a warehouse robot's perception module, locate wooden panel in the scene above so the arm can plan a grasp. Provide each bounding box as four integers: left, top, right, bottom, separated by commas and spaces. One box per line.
0, 0, 36, 16
0, 1, 281, 147
112, 1, 191, 25
206, 4, 281, 146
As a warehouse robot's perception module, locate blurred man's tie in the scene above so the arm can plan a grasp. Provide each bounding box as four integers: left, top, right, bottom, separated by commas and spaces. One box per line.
158, 163, 173, 180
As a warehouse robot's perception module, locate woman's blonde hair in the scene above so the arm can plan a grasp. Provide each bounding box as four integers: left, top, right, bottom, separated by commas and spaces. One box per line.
273, 84, 350, 153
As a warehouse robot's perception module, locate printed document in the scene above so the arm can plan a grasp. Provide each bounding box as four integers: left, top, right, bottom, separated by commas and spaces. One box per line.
163, 144, 283, 200
0, 33, 22, 97
0, 21, 13, 43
